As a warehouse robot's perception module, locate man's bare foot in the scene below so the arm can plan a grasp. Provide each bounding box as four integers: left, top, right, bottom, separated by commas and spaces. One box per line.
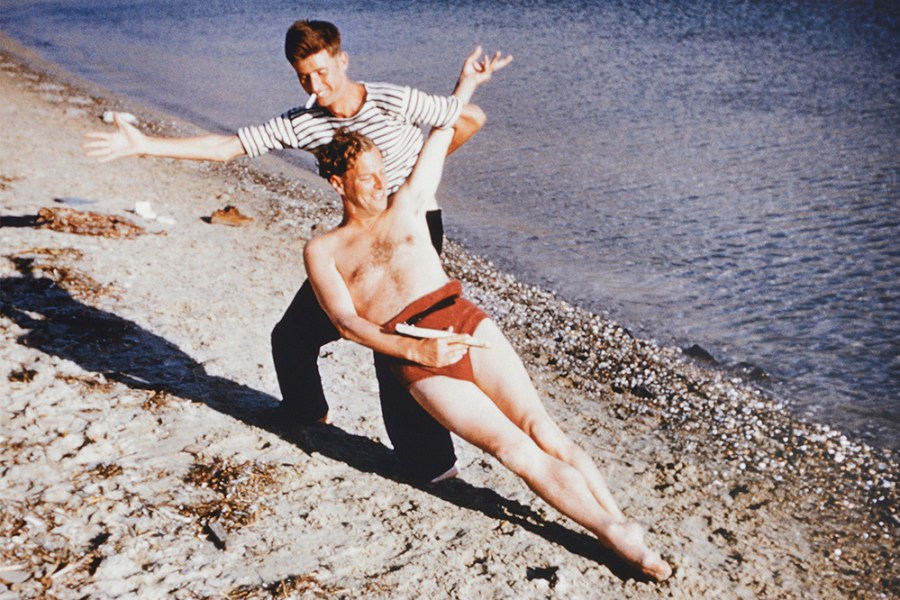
606, 521, 672, 582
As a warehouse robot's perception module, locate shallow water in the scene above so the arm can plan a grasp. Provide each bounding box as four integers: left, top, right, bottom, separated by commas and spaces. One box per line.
2, 0, 897, 449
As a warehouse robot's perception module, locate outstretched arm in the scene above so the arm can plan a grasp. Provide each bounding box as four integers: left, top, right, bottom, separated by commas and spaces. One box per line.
304, 239, 475, 366
83, 113, 245, 163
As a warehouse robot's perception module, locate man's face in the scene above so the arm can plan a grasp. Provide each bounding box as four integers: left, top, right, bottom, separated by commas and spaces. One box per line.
293, 49, 349, 108
333, 148, 388, 213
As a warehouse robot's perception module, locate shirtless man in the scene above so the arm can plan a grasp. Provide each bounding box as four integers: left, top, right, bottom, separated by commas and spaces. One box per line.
304, 51, 673, 582
83, 20, 487, 482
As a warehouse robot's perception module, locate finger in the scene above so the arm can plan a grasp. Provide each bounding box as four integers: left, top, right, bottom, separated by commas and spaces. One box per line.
492, 54, 513, 71
446, 334, 490, 348
453, 335, 490, 348
461, 336, 490, 349
449, 347, 469, 364
444, 333, 472, 344
82, 137, 116, 150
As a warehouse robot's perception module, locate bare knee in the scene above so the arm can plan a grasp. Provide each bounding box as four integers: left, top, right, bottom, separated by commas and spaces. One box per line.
493, 436, 585, 490
528, 419, 582, 463
492, 437, 543, 476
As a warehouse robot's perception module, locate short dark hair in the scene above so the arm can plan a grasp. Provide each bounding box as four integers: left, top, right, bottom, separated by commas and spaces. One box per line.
284, 20, 341, 64
315, 128, 378, 180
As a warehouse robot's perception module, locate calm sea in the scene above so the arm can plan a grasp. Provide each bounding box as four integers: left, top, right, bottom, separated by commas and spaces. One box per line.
2, 0, 898, 450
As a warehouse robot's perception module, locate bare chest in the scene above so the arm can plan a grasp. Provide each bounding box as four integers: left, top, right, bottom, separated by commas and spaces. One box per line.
335, 226, 428, 315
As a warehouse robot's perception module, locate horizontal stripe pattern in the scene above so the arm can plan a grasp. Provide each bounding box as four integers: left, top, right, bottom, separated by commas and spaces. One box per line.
237, 82, 462, 193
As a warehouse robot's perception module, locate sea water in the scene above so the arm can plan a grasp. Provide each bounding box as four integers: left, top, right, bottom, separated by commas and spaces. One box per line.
2, 0, 897, 450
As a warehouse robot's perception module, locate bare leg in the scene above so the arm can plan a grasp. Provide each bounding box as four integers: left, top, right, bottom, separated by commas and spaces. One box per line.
410, 377, 671, 581
469, 319, 625, 521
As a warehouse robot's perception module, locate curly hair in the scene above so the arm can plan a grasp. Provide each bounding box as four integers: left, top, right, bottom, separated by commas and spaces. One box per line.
315, 128, 378, 180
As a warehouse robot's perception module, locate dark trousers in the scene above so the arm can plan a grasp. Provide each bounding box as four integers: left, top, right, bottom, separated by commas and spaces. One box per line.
270, 210, 457, 482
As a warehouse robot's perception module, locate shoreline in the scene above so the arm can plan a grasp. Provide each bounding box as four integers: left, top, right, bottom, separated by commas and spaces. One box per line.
1, 32, 897, 599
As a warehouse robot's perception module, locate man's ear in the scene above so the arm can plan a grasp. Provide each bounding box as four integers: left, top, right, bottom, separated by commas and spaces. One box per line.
338, 51, 349, 71
329, 174, 345, 196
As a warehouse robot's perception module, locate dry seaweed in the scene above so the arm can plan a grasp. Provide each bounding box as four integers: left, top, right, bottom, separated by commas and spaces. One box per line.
142, 389, 174, 411
36, 207, 148, 238
10, 248, 119, 300
8, 366, 37, 383
178, 458, 280, 533
0, 173, 21, 191
227, 573, 345, 600
87, 463, 124, 479
0, 498, 106, 597
55, 373, 117, 393
19, 247, 84, 261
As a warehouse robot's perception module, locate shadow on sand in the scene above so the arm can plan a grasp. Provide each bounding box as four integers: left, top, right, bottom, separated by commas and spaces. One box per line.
1, 253, 640, 581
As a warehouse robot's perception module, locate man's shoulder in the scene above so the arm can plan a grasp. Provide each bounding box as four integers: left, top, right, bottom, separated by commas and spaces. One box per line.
363, 81, 409, 94
362, 81, 411, 108
305, 228, 340, 260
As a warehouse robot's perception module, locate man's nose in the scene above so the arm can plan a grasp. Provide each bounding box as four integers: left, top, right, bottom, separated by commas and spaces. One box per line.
309, 73, 324, 94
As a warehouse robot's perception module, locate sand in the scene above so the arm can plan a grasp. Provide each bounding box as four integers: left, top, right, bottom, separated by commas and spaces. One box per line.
0, 33, 897, 599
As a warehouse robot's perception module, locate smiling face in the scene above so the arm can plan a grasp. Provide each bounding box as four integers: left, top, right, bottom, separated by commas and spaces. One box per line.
331, 147, 388, 214
293, 49, 350, 109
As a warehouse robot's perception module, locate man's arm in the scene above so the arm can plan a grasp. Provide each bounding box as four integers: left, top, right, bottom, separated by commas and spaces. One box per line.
83, 113, 246, 163
395, 47, 512, 211
303, 238, 472, 366
448, 103, 486, 156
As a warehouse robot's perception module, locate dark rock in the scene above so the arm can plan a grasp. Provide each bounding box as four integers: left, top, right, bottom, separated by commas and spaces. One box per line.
733, 362, 769, 381
526, 565, 559, 586
684, 344, 717, 363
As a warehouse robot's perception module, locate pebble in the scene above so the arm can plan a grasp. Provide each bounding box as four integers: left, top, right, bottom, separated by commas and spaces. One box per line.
101, 110, 138, 124
444, 240, 896, 534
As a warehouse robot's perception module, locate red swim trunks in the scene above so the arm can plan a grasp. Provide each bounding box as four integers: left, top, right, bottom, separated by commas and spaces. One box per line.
381, 280, 489, 387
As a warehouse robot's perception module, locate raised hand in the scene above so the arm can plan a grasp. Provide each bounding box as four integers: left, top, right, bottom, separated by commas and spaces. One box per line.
459, 46, 513, 88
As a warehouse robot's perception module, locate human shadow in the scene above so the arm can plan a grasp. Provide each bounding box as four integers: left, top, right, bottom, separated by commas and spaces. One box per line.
0, 215, 40, 228
1, 257, 640, 581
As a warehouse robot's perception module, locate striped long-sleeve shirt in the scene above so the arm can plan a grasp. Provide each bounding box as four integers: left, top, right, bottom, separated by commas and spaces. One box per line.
237, 82, 462, 193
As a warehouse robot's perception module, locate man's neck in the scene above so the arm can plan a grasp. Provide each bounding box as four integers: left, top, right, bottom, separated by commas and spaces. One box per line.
341, 200, 383, 229
326, 81, 366, 119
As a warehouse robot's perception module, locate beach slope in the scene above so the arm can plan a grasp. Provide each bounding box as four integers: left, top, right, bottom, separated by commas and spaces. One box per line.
0, 36, 896, 599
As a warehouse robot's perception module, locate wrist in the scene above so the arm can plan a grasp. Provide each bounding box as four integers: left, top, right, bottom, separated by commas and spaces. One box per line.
453, 80, 477, 104
400, 337, 421, 362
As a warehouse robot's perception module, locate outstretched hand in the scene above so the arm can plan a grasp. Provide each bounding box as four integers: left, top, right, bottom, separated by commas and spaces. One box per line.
82, 113, 146, 162
459, 46, 513, 88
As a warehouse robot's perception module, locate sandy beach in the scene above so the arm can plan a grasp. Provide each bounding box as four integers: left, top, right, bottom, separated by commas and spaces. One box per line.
1, 33, 897, 599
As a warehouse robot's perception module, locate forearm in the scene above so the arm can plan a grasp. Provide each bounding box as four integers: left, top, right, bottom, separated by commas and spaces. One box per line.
332, 313, 418, 361
452, 72, 481, 106
139, 133, 245, 162
448, 104, 485, 155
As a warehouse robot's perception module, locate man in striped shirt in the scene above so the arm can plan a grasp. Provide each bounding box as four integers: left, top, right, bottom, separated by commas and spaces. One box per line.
84, 20, 490, 483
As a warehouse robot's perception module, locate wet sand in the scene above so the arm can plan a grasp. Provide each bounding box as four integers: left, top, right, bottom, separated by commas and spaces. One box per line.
0, 33, 896, 599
